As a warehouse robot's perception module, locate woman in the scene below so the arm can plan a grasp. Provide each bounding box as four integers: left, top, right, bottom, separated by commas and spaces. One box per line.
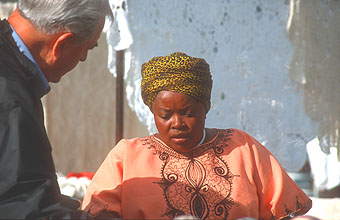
81, 52, 312, 219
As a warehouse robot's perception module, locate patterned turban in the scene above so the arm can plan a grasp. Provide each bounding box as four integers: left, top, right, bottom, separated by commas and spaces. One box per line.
141, 52, 213, 112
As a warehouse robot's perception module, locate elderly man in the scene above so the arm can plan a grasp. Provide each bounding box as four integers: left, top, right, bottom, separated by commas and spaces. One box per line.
0, 0, 113, 218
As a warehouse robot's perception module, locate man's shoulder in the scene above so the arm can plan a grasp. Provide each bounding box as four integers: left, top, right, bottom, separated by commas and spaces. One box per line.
0, 63, 33, 98
0, 65, 37, 122
0, 33, 21, 79
0, 36, 34, 101
0, 20, 32, 81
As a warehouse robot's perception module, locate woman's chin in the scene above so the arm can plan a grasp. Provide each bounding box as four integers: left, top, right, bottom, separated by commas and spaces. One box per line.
169, 139, 196, 153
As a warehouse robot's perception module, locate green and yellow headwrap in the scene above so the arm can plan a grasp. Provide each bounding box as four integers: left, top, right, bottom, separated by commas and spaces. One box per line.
141, 52, 213, 112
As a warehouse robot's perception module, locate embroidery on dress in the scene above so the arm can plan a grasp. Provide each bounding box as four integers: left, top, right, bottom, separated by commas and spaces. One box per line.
144, 129, 237, 220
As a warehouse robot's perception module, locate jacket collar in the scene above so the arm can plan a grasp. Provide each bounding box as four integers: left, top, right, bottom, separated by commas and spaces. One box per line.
0, 19, 50, 98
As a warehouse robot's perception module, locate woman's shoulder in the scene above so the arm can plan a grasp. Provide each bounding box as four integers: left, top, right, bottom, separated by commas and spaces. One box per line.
210, 128, 254, 140
110, 135, 155, 153
209, 128, 263, 150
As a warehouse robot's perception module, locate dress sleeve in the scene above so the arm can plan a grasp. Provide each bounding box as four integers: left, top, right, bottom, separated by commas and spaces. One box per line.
246, 133, 312, 220
81, 139, 126, 218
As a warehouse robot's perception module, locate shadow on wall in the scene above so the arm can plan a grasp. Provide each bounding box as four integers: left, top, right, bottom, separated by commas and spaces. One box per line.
288, 0, 340, 158
288, 0, 340, 198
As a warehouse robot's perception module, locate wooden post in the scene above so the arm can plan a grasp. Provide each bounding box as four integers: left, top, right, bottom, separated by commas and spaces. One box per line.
115, 50, 125, 144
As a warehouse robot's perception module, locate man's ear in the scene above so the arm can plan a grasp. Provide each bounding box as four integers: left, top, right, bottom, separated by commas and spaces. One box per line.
51, 32, 75, 61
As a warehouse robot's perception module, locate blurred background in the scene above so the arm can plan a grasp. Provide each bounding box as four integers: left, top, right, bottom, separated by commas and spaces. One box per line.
1, 0, 339, 219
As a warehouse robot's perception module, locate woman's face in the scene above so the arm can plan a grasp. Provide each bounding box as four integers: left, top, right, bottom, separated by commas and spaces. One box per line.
152, 91, 206, 152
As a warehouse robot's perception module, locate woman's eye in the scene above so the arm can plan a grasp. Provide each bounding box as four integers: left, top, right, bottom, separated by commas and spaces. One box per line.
185, 112, 194, 117
160, 114, 170, 119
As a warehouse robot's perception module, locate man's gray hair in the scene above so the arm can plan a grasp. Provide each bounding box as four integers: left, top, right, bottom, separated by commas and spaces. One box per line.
17, 0, 113, 43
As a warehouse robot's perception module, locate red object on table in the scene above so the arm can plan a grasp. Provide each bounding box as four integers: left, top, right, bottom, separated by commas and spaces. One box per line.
66, 172, 95, 180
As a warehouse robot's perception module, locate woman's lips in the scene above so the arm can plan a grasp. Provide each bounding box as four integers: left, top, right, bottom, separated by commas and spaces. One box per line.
171, 135, 189, 143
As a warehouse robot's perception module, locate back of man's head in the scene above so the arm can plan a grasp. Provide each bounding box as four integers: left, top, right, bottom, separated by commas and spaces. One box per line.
17, 0, 113, 43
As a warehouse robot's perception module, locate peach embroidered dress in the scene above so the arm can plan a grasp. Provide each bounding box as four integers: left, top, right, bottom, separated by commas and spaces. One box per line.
82, 128, 312, 220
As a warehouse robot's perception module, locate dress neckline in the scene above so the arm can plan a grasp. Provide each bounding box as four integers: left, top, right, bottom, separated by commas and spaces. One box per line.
151, 128, 221, 159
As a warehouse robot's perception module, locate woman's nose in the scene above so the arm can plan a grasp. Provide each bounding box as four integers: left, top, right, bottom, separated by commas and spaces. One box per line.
171, 114, 183, 128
